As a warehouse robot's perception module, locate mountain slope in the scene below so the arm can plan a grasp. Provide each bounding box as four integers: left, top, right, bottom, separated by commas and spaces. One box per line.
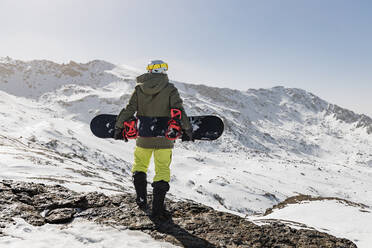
1, 57, 371, 247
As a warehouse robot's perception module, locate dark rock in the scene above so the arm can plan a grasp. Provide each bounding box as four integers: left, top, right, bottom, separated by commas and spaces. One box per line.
11, 182, 45, 196
23, 213, 46, 226
0, 180, 357, 248
84, 192, 111, 208
45, 208, 76, 224
17, 192, 34, 205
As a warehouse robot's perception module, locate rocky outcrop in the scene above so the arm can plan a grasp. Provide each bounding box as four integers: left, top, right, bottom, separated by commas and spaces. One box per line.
264, 194, 370, 216
326, 104, 372, 134
0, 180, 356, 248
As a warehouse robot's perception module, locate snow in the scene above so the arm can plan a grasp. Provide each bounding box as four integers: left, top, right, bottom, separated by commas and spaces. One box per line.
251, 200, 372, 248
1, 58, 372, 246
1, 218, 178, 248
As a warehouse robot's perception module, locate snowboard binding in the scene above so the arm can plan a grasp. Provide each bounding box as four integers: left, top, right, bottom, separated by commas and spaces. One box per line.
123, 117, 138, 140
165, 109, 183, 141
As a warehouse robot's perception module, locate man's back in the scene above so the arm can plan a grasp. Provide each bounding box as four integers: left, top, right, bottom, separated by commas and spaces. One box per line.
116, 71, 191, 149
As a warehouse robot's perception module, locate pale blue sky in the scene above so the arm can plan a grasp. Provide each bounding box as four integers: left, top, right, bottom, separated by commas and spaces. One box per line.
0, 0, 371, 116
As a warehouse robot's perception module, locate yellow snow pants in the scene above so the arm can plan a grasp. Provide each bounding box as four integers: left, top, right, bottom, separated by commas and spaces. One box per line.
131, 146, 172, 182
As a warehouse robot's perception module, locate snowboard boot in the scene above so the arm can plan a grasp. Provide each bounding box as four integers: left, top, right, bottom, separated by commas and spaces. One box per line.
133, 172, 147, 210
151, 180, 170, 220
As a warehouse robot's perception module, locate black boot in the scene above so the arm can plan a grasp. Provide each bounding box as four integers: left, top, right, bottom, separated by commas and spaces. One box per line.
133, 172, 147, 210
151, 180, 170, 219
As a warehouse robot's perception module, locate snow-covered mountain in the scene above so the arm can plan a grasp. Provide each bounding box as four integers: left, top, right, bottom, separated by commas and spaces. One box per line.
1, 57, 371, 247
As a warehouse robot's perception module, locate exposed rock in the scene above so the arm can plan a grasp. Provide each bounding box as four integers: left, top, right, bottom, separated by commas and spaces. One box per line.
326, 104, 372, 134
45, 208, 77, 224
264, 194, 370, 216
0, 180, 357, 248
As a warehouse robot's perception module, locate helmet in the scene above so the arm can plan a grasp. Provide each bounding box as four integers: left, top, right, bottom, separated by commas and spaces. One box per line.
147, 60, 168, 74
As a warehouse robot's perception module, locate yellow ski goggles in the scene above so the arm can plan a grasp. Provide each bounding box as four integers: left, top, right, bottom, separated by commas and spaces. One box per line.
146, 63, 168, 71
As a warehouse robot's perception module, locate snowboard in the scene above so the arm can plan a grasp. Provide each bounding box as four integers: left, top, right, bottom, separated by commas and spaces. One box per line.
90, 114, 224, 141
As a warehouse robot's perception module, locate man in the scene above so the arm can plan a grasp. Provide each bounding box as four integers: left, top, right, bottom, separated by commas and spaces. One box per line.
114, 60, 193, 219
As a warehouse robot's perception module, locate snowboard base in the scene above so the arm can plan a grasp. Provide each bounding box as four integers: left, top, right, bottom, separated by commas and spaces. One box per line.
90, 114, 224, 141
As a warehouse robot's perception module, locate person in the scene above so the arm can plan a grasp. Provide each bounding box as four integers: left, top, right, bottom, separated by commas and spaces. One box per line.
114, 60, 193, 219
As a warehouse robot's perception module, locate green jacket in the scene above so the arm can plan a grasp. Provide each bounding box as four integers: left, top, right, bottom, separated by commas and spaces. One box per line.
116, 73, 191, 149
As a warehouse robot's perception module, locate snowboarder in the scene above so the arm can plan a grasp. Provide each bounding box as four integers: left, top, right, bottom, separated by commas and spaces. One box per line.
114, 60, 193, 219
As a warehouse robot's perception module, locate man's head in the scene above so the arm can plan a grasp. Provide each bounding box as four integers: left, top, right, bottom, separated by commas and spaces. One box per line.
147, 60, 168, 74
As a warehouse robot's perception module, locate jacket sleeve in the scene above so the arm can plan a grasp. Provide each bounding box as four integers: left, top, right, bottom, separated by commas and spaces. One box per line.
169, 87, 192, 130
115, 88, 138, 129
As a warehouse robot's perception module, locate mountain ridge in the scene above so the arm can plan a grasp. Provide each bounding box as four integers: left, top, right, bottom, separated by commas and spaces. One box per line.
1, 57, 371, 161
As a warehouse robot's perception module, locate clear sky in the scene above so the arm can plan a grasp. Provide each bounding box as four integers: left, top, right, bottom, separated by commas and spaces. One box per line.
0, 0, 371, 116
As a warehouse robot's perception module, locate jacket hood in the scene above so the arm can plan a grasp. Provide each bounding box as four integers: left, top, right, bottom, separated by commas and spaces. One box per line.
136, 73, 169, 95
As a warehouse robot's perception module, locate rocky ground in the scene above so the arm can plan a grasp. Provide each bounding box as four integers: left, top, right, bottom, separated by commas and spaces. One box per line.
0, 180, 357, 248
